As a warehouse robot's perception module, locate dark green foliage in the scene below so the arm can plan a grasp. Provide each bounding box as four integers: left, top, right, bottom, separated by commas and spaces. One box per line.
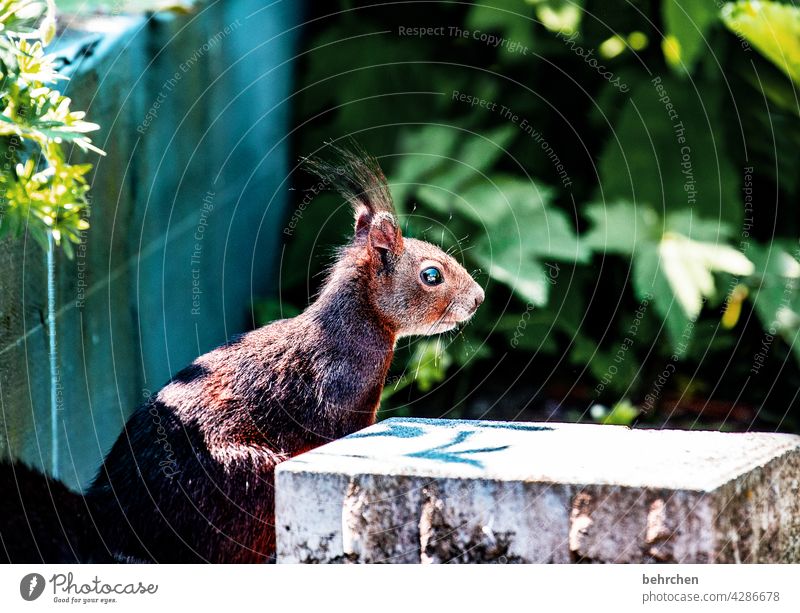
267, 0, 800, 431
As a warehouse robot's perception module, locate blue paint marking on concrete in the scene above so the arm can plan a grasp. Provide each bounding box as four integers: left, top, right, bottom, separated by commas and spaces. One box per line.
382, 417, 553, 432
406, 430, 511, 469
344, 418, 548, 468
350, 423, 425, 440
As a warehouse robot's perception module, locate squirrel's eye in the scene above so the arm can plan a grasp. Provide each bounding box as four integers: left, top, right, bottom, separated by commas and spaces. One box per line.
420, 267, 444, 286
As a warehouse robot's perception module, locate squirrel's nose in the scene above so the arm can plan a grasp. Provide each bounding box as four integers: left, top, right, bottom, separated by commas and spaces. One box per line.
472, 286, 485, 311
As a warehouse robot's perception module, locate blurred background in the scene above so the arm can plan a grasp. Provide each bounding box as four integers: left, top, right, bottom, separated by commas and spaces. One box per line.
1, 0, 799, 490
279, 0, 800, 434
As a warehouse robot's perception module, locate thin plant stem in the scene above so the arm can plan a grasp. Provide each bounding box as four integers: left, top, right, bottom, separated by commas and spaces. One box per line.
47, 231, 59, 480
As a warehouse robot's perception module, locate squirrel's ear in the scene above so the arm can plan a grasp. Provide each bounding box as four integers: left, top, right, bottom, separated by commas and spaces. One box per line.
366, 212, 403, 256
354, 207, 372, 242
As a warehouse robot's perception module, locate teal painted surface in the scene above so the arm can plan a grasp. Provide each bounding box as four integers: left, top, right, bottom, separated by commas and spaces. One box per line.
0, 1, 302, 490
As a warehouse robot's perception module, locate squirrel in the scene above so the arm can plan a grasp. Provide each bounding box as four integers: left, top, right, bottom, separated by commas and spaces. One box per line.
73, 147, 485, 563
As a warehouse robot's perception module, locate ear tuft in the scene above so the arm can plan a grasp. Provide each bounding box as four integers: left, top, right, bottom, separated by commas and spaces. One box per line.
303, 141, 396, 220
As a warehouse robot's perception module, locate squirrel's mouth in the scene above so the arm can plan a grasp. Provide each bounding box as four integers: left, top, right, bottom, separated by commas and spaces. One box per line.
423, 320, 457, 334
403, 310, 478, 337
400, 317, 467, 338
434, 315, 472, 331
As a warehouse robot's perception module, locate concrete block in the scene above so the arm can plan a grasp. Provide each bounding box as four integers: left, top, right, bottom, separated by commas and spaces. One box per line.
275, 418, 800, 563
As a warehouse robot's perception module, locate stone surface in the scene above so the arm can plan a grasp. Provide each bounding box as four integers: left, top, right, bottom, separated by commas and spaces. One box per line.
275, 418, 800, 563
0, 1, 301, 490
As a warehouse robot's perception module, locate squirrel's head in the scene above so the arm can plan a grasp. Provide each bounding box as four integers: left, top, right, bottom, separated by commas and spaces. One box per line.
307, 145, 484, 338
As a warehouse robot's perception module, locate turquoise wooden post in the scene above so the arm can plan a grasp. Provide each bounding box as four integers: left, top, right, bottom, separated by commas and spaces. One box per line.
0, 1, 303, 490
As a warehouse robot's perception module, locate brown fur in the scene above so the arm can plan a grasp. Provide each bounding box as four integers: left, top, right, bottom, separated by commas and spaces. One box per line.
7, 147, 484, 563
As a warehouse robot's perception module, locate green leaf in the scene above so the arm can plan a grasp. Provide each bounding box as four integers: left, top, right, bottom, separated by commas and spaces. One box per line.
631, 232, 754, 355
475, 246, 550, 305
497, 310, 559, 352
528, 0, 584, 36
466, 0, 536, 58
1, 0, 53, 39
722, 0, 800, 85
465, 176, 585, 262
747, 242, 800, 363
661, 0, 720, 73
0, 2, 102, 256
466, 176, 587, 305
601, 399, 641, 425
493, 264, 585, 353
391, 125, 461, 208
393, 124, 516, 209
426, 173, 550, 226
740, 62, 800, 116
587, 201, 755, 355
597, 78, 740, 226
632, 241, 693, 355
658, 231, 754, 319
581, 201, 661, 254
665, 208, 734, 242
584, 344, 642, 398
434, 124, 517, 194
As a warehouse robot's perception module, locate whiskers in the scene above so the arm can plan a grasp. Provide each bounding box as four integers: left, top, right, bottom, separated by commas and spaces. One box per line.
387, 300, 480, 395
423, 299, 456, 337
445, 235, 473, 259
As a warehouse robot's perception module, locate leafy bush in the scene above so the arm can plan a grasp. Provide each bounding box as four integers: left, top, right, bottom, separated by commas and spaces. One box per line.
271, 0, 800, 430
0, 0, 103, 256
1, 0, 106, 477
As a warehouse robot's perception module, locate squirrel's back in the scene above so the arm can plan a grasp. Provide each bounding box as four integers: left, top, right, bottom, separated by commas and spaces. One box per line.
86, 310, 389, 562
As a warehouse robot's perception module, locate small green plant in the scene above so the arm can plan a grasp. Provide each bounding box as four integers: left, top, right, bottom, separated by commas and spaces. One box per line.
1, 0, 104, 477
1, 0, 103, 255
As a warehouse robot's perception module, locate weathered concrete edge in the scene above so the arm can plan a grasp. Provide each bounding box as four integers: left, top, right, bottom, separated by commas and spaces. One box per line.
275, 441, 800, 563
275, 469, 352, 564
712, 444, 800, 563
276, 470, 704, 563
